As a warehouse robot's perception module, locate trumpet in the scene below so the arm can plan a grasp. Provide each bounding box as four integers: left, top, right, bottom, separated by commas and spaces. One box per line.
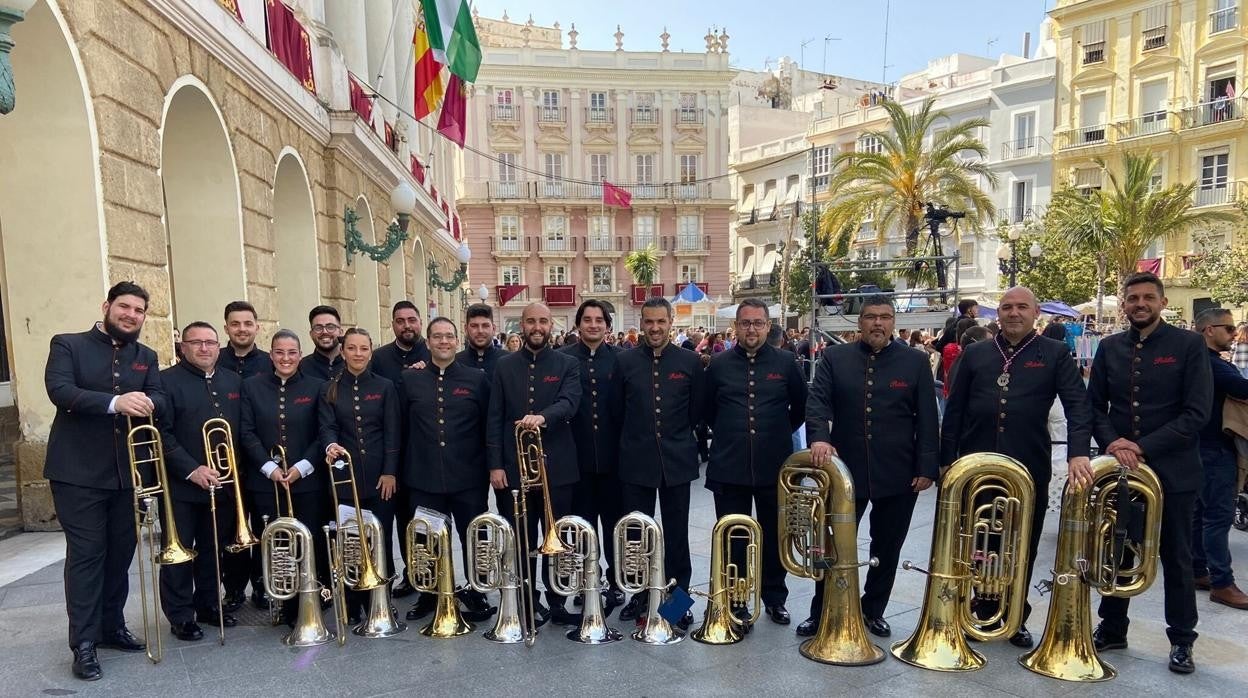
325, 451, 387, 592
262, 516, 336, 647
407, 509, 474, 638
614, 511, 683, 645
467, 513, 525, 643
891, 452, 1035, 672
127, 418, 196, 664
1020, 456, 1163, 682
550, 515, 622, 644
691, 514, 761, 645
202, 418, 259, 645
778, 450, 884, 666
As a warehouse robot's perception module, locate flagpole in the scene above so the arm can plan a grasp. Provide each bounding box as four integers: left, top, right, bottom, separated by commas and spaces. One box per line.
373, 0, 406, 88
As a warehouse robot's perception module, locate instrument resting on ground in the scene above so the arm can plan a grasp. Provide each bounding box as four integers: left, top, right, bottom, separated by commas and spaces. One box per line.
614, 511, 683, 645
467, 513, 525, 643
261, 514, 337, 647
202, 418, 259, 645
691, 514, 762, 645
407, 509, 474, 638
550, 515, 622, 644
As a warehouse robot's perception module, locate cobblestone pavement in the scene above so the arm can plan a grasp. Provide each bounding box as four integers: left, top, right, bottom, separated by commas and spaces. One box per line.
1, 474, 1245, 697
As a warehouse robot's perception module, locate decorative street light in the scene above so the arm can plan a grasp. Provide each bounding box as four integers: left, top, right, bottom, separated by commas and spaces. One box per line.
477, 283, 490, 302
428, 237, 471, 292
997, 227, 1042, 287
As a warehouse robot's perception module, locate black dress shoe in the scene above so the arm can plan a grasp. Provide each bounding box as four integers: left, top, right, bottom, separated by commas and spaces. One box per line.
863, 616, 891, 638
796, 616, 818, 637
197, 609, 238, 628
573, 592, 583, 607
405, 592, 438, 621
71, 642, 101, 681
457, 588, 498, 622
676, 610, 695, 631
170, 621, 204, 642
603, 587, 625, 617
222, 589, 246, 614
1009, 625, 1033, 648
766, 604, 791, 625
619, 595, 647, 621
98, 627, 145, 653
732, 605, 753, 634
251, 588, 270, 610
392, 577, 417, 598
1169, 644, 1195, 674
549, 604, 583, 626
1092, 624, 1128, 651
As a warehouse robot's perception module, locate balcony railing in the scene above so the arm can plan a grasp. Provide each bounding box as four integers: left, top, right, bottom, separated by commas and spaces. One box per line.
1118, 111, 1175, 139
493, 235, 525, 252
542, 236, 571, 252
1082, 41, 1106, 65
1057, 124, 1109, 150
998, 205, 1046, 226
1210, 6, 1238, 34
634, 233, 658, 250
676, 108, 705, 125
483, 180, 722, 202
489, 104, 518, 122
1183, 96, 1242, 128
1193, 180, 1240, 207
1001, 136, 1048, 159
489, 180, 526, 199
675, 233, 706, 251
629, 107, 659, 125
584, 107, 614, 125
536, 105, 567, 123
1142, 26, 1167, 51
674, 183, 710, 200
586, 235, 619, 252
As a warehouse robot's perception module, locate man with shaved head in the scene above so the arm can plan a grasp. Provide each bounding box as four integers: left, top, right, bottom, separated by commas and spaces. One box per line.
940, 286, 1093, 649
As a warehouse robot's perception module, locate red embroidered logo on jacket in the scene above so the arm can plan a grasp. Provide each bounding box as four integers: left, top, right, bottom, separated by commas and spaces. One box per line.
667, 372, 687, 381
131, 363, 149, 371
1023, 361, 1045, 369
1154, 356, 1177, 365
294, 396, 313, 405
890, 379, 910, 389
766, 372, 784, 380
364, 393, 383, 401
452, 387, 471, 396
542, 375, 560, 383
227, 392, 240, 400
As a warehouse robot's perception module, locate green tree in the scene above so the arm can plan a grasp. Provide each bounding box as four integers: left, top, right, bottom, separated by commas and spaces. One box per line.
785, 210, 853, 317
624, 245, 659, 297
1006, 222, 1112, 304
1189, 231, 1248, 307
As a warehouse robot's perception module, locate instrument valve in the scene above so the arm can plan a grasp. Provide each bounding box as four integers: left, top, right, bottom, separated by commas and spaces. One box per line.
862, 557, 880, 569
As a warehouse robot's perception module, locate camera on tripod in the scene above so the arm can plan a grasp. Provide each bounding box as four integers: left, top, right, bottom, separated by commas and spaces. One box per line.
923, 202, 965, 224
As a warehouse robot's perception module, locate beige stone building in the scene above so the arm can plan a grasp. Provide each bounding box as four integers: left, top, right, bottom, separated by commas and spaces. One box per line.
0, 0, 467, 530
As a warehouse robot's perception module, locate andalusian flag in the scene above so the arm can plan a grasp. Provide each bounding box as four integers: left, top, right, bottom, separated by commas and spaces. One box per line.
420, 0, 481, 83
413, 20, 444, 121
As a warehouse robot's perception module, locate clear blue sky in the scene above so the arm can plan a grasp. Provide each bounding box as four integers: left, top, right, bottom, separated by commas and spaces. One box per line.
472, 0, 1055, 82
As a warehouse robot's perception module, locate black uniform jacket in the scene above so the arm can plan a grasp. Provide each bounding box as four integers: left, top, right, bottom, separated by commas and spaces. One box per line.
942, 332, 1092, 482
318, 369, 401, 489
218, 346, 270, 381
457, 344, 504, 384
372, 339, 431, 388
299, 351, 344, 382
1087, 322, 1212, 494
240, 370, 325, 495
808, 341, 940, 499
706, 343, 808, 488
487, 346, 582, 488
157, 361, 243, 504
612, 343, 705, 488
402, 361, 489, 493
44, 326, 165, 490
559, 341, 621, 475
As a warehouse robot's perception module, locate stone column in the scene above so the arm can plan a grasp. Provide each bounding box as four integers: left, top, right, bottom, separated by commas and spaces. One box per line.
364, 0, 397, 125
325, 0, 367, 77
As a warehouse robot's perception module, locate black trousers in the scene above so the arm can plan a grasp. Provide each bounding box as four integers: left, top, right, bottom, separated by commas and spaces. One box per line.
219, 491, 253, 596
494, 483, 573, 607
711, 482, 787, 607
410, 486, 488, 577
573, 471, 623, 587
809, 492, 918, 620
393, 487, 413, 576
251, 489, 330, 590
1099, 490, 1199, 646
971, 473, 1049, 626
158, 496, 234, 624
51, 481, 137, 647
621, 481, 692, 593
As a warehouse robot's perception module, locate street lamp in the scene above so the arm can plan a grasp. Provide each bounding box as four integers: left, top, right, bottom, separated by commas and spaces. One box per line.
428, 236, 471, 292
997, 227, 1042, 287
477, 283, 490, 303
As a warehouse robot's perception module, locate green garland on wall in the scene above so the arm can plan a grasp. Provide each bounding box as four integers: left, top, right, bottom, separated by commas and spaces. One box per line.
344, 206, 408, 263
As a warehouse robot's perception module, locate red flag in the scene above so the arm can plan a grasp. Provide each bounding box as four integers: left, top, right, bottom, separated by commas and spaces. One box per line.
414, 20, 445, 121
437, 74, 468, 147
603, 181, 632, 208
499, 285, 528, 306
348, 74, 373, 125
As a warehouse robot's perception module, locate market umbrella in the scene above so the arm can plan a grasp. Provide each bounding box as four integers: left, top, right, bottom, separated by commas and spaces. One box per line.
1039, 301, 1079, 318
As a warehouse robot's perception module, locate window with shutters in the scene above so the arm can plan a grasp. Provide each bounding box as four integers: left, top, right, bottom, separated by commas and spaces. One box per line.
812, 146, 832, 191
498, 215, 521, 251
546, 265, 568, 285
635, 154, 655, 184
1142, 5, 1167, 50
1211, 0, 1238, 34
1082, 21, 1106, 64
501, 265, 522, 286
494, 89, 515, 120
679, 154, 699, 184
678, 264, 700, 284
589, 153, 610, 184
1079, 92, 1107, 143
1197, 152, 1230, 206
544, 215, 568, 250
588, 91, 609, 122
634, 214, 656, 249
857, 135, 883, 154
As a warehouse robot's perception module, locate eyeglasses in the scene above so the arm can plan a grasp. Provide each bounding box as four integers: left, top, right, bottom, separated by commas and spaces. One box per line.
182, 339, 220, 349
312, 324, 342, 334
1208, 324, 1236, 332
736, 320, 770, 329
860, 314, 895, 323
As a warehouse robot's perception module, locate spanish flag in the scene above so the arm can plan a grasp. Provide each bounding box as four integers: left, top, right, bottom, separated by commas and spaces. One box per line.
414, 20, 444, 121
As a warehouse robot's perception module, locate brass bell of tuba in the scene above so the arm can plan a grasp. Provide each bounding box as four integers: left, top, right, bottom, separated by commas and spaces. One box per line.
1019, 456, 1163, 682
407, 509, 475, 638
467, 513, 525, 643
550, 515, 622, 644
349, 511, 406, 638
891, 452, 1035, 672
778, 450, 885, 665
262, 516, 337, 647
614, 511, 683, 645
691, 514, 762, 645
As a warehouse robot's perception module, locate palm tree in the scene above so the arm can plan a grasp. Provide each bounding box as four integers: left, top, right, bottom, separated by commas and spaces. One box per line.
1045, 150, 1238, 324
624, 245, 659, 298
820, 97, 997, 270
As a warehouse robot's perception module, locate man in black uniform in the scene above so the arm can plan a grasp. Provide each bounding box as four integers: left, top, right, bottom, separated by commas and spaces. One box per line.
216, 300, 268, 612
706, 299, 807, 627
299, 305, 344, 381
560, 300, 625, 611
486, 302, 582, 626
457, 303, 504, 382
44, 281, 162, 681
613, 297, 704, 629
402, 317, 494, 621
1089, 272, 1212, 674
156, 322, 242, 641
941, 286, 1093, 648
801, 296, 938, 638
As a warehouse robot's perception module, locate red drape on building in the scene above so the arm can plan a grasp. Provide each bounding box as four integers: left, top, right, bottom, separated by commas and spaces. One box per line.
498, 285, 528, 306
410, 155, 426, 185
265, 0, 316, 94
384, 121, 396, 151
348, 74, 373, 126
452, 215, 462, 240
1136, 258, 1162, 275
218, 0, 244, 22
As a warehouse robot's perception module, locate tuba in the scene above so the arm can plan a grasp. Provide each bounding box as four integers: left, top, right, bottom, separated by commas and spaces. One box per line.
262, 516, 337, 647
778, 450, 885, 666
325, 452, 387, 592
550, 515, 622, 644
515, 424, 570, 556
407, 509, 474, 638
691, 514, 762, 645
891, 452, 1035, 672
127, 418, 196, 664
467, 513, 526, 643
614, 511, 683, 645
348, 511, 406, 638
1019, 456, 1163, 681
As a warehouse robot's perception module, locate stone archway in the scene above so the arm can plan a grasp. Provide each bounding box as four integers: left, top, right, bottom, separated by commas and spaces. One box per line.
410, 235, 429, 319
160, 78, 246, 329
272, 149, 319, 328
353, 196, 381, 335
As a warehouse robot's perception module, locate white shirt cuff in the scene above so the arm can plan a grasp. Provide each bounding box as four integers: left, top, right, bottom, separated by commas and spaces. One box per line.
260, 460, 278, 477
293, 459, 313, 477
108, 396, 119, 414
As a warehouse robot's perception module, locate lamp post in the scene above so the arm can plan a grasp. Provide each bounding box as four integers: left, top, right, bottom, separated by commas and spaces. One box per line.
996, 227, 1042, 287
428, 238, 471, 292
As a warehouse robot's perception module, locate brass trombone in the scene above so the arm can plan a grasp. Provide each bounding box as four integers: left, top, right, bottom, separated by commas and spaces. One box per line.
467, 513, 525, 643
891, 452, 1035, 672
515, 424, 569, 556
1019, 456, 1163, 682
407, 509, 473, 638
691, 514, 762, 645
270, 444, 295, 518
202, 418, 259, 645
777, 450, 884, 666
325, 451, 387, 592
550, 515, 622, 644
127, 417, 195, 664
614, 511, 683, 645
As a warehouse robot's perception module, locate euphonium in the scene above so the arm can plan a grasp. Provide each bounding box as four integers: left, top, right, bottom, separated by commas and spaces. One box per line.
515, 424, 570, 555
349, 511, 406, 638
778, 450, 885, 666
550, 515, 622, 644
691, 514, 762, 645
326, 452, 386, 592
614, 511, 683, 645
202, 418, 260, 552
1019, 456, 1163, 682
262, 516, 336, 647
127, 418, 196, 664
891, 452, 1035, 672
407, 510, 474, 638
467, 513, 525, 643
